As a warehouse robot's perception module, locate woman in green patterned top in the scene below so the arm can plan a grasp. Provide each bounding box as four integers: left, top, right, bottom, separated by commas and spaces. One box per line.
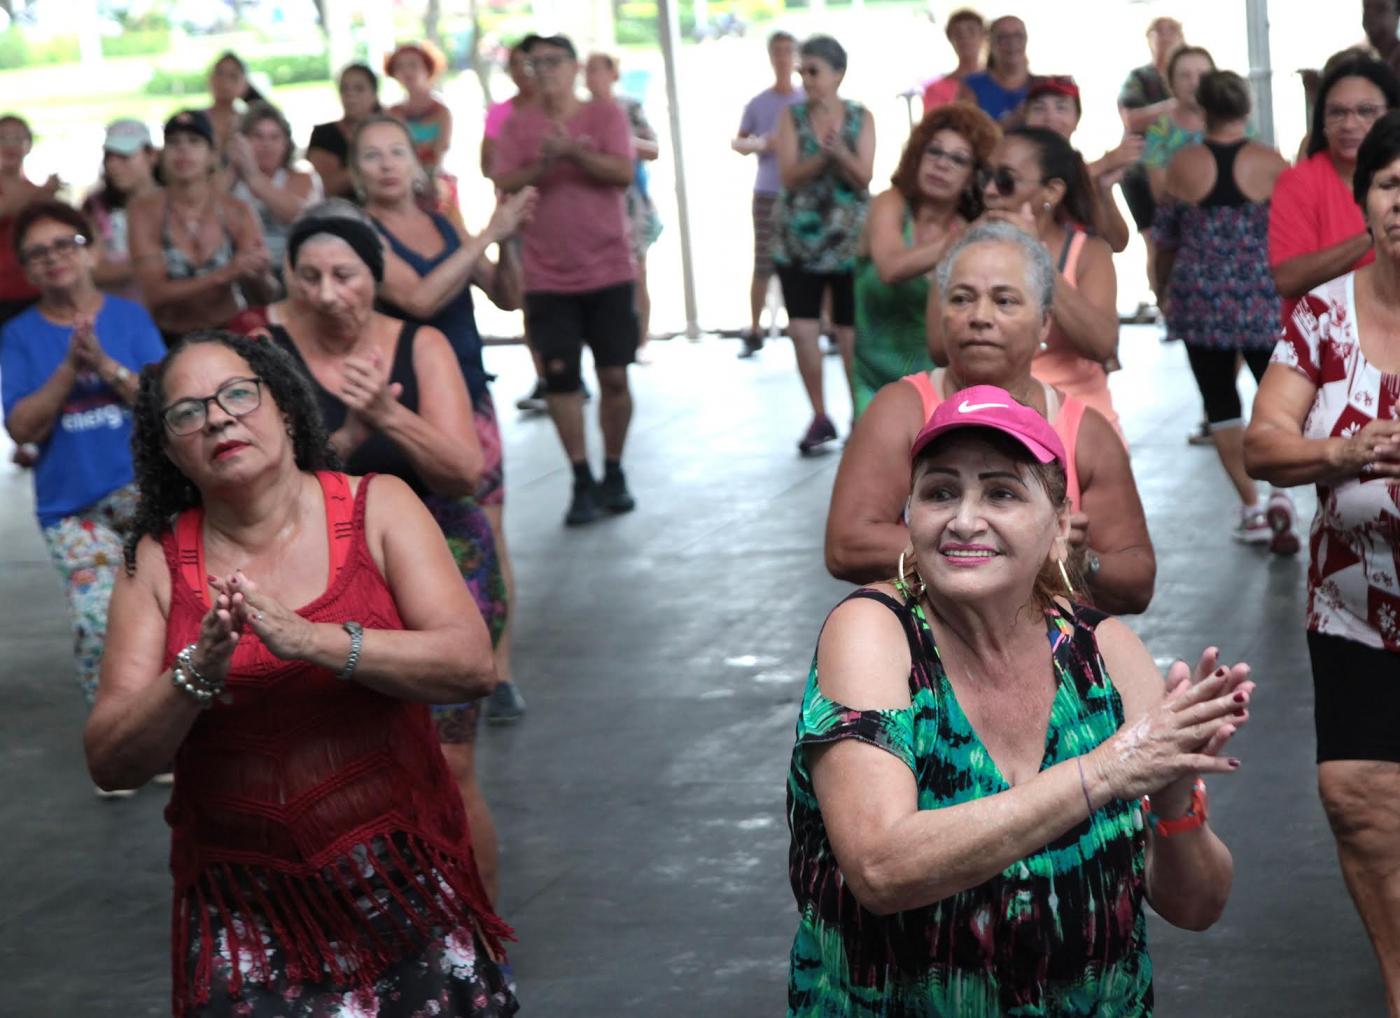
850, 102, 997, 418
773, 34, 876, 455
787, 236, 1250, 1016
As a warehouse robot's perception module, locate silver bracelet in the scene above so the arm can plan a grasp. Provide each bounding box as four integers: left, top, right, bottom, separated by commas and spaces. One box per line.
338, 621, 364, 681
171, 643, 224, 707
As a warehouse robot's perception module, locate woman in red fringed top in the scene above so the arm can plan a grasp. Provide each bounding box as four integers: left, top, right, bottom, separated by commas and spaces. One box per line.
83, 331, 517, 1016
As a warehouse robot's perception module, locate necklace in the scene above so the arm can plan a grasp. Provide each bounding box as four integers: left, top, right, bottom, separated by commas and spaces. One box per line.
169, 195, 214, 244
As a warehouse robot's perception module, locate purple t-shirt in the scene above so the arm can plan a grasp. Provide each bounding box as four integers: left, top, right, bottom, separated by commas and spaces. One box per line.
494, 100, 635, 295
738, 85, 804, 195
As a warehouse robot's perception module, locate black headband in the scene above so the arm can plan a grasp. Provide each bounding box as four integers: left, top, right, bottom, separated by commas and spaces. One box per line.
286, 217, 384, 282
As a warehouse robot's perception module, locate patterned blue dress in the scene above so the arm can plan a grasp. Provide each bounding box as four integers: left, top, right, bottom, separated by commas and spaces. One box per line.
1152, 139, 1280, 351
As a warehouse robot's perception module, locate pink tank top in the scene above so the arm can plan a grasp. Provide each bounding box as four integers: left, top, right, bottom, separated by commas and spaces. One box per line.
1032, 230, 1123, 442
902, 371, 1084, 511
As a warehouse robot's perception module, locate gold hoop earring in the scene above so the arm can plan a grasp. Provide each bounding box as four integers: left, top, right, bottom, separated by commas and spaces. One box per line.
897, 549, 926, 598
1057, 556, 1076, 598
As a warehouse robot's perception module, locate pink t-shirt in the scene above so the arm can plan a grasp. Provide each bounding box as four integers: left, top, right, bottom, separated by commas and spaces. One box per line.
483, 99, 514, 141
921, 76, 961, 114
1268, 150, 1374, 327
494, 100, 635, 295
1273, 272, 1400, 652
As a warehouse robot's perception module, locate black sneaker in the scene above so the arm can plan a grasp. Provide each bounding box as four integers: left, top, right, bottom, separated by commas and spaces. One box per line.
599, 469, 637, 514
564, 481, 603, 526
798, 413, 839, 455
515, 380, 548, 413
738, 331, 763, 359
485, 681, 526, 724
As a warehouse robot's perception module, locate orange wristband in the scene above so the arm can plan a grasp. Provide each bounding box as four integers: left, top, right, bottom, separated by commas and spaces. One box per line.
1143, 779, 1208, 837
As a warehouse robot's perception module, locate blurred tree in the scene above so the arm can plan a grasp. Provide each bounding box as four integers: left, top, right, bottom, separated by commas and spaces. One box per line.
424, 0, 442, 46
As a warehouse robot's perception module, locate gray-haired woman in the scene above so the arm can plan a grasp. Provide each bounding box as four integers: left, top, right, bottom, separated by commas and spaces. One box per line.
825, 220, 1156, 615
772, 34, 877, 454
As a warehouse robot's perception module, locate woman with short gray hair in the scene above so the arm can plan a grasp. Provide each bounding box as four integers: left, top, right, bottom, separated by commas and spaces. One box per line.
772, 32, 876, 454
826, 220, 1156, 615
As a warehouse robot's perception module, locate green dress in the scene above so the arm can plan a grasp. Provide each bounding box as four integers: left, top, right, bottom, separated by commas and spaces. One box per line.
851, 208, 933, 417
787, 587, 1153, 1016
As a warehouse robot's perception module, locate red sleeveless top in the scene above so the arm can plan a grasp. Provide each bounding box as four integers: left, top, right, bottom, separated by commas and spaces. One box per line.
160, 471, 510, 1014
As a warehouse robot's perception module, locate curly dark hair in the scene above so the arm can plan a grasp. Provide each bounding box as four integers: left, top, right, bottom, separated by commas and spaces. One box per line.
123, 331, 340, 575
890, 102, 1000, 217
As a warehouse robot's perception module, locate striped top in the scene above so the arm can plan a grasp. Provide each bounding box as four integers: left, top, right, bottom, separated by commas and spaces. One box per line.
787, 587, 1151, 1016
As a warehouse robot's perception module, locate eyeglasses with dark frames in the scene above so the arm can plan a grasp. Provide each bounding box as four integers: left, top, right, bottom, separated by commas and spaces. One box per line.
162, 376, 263, 436
925, 144, 974, 170
20, 234, 86, 265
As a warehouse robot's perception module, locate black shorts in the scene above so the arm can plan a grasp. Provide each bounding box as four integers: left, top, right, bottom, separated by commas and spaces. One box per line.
524, 282, 638, 394
1308, 630, 1400, 763
775, 265, 855, 327
1184, 346, 1272, 426
1121, 167, 1155, 233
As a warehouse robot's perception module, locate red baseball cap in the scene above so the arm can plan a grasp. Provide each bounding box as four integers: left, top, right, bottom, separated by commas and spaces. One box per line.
910, 385, 1067, 469
1026, 75, 1081, 110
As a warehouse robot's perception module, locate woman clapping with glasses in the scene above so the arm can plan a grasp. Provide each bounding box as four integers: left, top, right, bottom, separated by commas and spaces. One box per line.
84, 332, 517, 1015
0, 201, 164, 787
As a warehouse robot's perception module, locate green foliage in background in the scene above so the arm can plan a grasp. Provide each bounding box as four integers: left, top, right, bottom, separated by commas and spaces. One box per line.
101, 29, 173, 59
0, 31, 80, 70
146, 53, 330, 96
615, 0, 783, 47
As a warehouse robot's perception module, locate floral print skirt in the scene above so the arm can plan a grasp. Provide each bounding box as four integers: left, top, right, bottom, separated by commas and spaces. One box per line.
185, 838, 518, 1017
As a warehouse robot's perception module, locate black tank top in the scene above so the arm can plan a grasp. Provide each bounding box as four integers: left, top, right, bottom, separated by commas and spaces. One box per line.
269, 320, 428, 493
1200, 139, 1250, 209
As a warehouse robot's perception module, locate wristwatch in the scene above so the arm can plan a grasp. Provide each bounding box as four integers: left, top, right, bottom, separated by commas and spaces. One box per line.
1143, 779, 1209, 837
1084, 550, 1102, 579
338, 621, 364, 681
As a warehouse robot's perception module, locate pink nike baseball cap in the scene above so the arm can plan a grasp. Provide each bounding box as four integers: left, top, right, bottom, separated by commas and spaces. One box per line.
910, 384, 1067, 469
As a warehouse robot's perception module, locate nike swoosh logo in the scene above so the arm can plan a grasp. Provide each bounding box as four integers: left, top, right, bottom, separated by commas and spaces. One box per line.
957, 400, 1009, 413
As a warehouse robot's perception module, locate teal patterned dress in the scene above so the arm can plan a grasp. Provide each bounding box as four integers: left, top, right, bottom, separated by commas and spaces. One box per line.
772, 100, 870, 274
787, 588, 1152, 1016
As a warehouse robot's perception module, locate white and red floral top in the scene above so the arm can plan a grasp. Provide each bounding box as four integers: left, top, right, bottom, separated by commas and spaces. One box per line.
1273, 272, 1400, 653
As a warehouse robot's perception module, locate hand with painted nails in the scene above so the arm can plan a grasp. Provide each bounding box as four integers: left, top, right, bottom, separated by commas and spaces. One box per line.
1090, 645, 1255, 802
210, 570, 314, 663
192, 585, 242, 685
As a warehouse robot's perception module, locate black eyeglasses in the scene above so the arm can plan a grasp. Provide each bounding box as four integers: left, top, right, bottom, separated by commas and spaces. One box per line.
20, 234, 86, 265
162, 377, 263, 436
528, 54, 569, 72
925, 145, 974, 170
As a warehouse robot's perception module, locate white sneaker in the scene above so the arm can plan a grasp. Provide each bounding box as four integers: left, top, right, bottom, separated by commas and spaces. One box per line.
94, 785, 137, 800
1266, 491, 1301, 556
1233, 504, 1271, 544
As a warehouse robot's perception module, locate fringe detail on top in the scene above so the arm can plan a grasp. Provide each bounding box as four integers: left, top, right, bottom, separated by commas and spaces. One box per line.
171, 832, 514, 1016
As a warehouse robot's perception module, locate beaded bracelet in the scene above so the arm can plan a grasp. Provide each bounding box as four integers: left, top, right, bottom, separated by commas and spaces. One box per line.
171, 644, 224, 707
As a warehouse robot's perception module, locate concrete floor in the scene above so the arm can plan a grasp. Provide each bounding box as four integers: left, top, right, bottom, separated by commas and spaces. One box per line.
0, 328, 1384, 1017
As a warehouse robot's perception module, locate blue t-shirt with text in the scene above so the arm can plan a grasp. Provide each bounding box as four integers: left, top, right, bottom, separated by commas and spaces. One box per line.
1, 296, 164, 526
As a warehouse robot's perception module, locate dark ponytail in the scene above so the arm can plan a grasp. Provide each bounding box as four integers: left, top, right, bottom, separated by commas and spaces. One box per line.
1007, 126, 1096, 230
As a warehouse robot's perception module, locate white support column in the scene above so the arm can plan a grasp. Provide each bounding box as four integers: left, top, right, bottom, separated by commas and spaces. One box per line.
1245, 0, 1275, 147
656, 0, 701, 339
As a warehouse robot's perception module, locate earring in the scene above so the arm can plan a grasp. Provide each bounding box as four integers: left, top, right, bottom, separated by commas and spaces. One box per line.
1057, 557, 1076, 598
897, 549, 926, 598
1042, 200, 1052, 212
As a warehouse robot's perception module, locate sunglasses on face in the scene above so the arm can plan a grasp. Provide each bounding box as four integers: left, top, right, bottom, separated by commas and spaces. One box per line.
981, 165, 1021, 196
20, 234, 85, 265
924, 145, 974, 170
162, 376, 263, 436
